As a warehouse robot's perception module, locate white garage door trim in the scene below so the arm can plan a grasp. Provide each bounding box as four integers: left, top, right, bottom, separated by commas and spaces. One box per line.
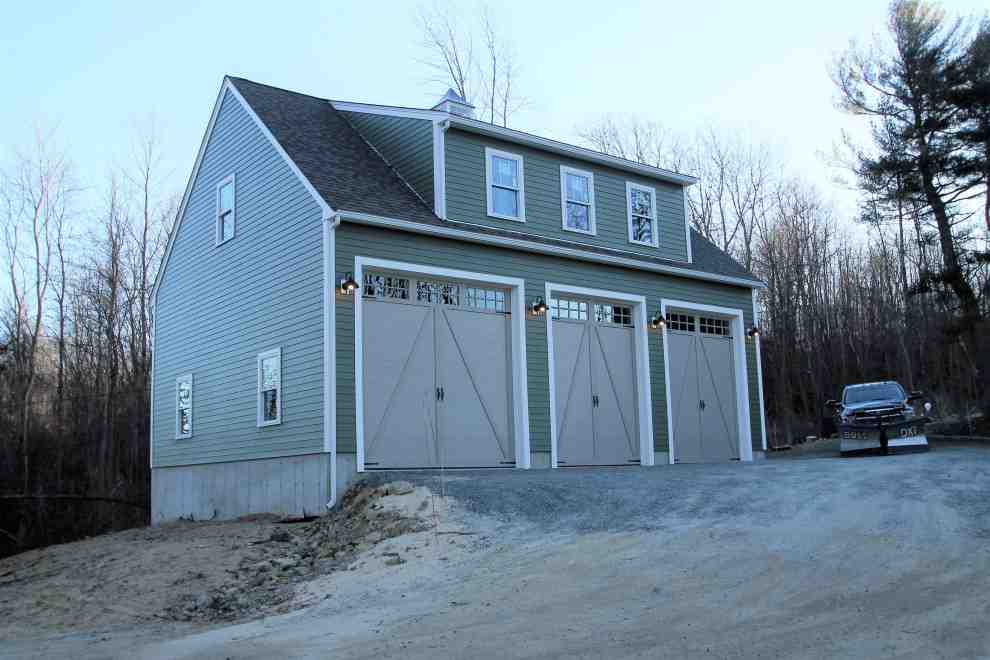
660, 298, 754, 463
354, 256, 530, 472
545, 283, 655, 468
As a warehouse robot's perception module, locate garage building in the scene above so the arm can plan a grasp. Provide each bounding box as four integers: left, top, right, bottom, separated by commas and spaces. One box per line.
149, 78, 768, 522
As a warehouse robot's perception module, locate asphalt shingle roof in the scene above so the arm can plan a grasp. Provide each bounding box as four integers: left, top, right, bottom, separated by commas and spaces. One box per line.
229, 77, 760, 286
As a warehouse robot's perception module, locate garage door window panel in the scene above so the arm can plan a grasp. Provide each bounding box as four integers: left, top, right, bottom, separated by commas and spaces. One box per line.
550, 297, 588, 321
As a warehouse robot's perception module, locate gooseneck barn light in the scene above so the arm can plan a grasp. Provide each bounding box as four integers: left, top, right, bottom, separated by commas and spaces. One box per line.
339, 272, 360, 295
649, 312, 667, 330
530, 297, 548, 316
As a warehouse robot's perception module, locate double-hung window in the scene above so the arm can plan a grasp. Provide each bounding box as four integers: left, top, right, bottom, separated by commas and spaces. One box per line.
626, 182, 658, 247
175, 374, 193, 439
216, 174, 236, 245
257, 348, 282, 427
560, 166, 596, 235
485, 147, 525, 221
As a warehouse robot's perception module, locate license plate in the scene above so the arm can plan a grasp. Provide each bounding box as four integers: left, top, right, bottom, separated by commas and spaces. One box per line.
841, 424, 921, 441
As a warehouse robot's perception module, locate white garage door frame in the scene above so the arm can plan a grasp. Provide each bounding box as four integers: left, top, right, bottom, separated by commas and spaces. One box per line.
660, 298, 754, 463
353, 256, 531, 472
545, 283, 655, 468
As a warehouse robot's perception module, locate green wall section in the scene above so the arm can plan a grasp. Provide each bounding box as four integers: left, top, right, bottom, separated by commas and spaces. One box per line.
444, 128, 691, 264
335, 223, 762, 457
152, 90, 325, 467
339, 111, 435, 207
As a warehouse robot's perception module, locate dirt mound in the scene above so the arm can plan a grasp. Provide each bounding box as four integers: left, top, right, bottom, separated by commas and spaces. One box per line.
0, 481, 432, 638
166, 481, 429, 622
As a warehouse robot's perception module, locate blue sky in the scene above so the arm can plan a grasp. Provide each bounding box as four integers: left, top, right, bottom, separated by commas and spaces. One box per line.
1, 0, 985, 223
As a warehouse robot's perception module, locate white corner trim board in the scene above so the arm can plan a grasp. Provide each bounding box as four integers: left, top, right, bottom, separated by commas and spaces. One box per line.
323, 211, 339, 506
751, 289, 768, 451
683, 187, 694, 264
432, 120, 449, 219
659, 298, 754, 463
544, 282, 655, 468
352, 256, 531, 472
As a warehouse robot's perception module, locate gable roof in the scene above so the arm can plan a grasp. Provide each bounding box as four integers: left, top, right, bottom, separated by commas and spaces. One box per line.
229, 77, 441, 225
157, 76, 761, 295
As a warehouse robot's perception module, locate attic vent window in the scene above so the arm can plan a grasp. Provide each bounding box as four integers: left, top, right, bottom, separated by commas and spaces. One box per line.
216, 175, 236, 245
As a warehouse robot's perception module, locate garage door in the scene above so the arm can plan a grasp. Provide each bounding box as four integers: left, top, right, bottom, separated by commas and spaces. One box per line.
362, 272, 514, 469
666, 313, 739, 462
551, 297, 639, 466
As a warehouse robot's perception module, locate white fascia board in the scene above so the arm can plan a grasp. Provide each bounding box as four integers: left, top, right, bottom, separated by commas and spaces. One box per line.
334, 210, 765, 290
447, 117, 699, 187
330, 100, 447, 122
152, 77, 332, 302
327, 100, 698, 187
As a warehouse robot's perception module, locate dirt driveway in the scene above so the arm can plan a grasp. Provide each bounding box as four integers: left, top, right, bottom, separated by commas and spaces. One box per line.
5, 442, 990, 659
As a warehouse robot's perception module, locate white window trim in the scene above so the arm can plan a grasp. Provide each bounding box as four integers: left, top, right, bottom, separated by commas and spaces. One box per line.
485, 147, 525, 222
559, 165, 596, 236
626, 181, 658, 248
257, 347, 283, 428
215, 174, 236, 246
175, 373, 193, 440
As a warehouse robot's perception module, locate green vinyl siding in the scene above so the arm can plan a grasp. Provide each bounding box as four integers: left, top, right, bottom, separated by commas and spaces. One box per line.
340, 112, 435, 207
334, 223, 761, 456
444, 128, 691, 263
152, 89, 325, 467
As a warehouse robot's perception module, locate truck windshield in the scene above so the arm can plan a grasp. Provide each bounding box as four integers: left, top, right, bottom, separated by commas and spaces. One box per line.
843, 383, 905, 405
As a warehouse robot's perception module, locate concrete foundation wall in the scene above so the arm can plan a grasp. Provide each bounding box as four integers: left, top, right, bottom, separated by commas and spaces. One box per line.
152, 453, 330, 524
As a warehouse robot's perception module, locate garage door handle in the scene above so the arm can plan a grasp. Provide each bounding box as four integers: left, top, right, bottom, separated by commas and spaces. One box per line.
593, 395, 599, 407
436, 387, 442, 402
699, 399, 706, 410
440, 387, 445, 402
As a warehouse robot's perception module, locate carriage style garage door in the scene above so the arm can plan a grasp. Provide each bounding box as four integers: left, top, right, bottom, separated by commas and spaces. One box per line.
361, 272, 514, 469
551, 297, 640, 466
666, 313, 740, 462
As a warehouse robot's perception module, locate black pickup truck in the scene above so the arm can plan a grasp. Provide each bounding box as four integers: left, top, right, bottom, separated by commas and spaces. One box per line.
825, 381, 931, 455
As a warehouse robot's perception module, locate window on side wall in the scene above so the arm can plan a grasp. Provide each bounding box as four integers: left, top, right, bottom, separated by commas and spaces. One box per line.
626, 182, 658, 247
175, 374, 193, 439
216, 175, 236, 245
485, 147, 525, 221
257, 348, 282, 427
560, 166, 596, 235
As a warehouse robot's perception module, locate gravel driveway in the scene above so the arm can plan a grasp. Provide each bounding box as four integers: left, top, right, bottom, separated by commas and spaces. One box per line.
6, 442, 990, 659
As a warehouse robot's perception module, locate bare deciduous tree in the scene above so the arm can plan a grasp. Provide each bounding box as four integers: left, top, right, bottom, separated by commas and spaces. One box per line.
417, 2, 526, 126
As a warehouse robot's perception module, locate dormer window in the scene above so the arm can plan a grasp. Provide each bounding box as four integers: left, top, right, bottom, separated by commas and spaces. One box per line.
485, 147, 525, 222
626, 182, 658, 247
216, 175, 236, 245
560, 166, 596, 235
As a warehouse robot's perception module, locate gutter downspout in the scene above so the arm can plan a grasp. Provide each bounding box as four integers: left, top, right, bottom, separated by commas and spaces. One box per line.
324, 210, 341, 509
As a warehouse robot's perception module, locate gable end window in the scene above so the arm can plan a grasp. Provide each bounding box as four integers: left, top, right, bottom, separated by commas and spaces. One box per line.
626, 182, 658, 247
560, 166, 596, 235
257, 348, 282, 427
175, 374, 193, 439
485, 147, 525, 222
216, 175, 236, 245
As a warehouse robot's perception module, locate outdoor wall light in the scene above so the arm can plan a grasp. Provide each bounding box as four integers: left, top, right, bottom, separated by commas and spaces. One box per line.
530, 297, 548, 316
649, 312, 667, 330
747, 326, 761, 339
339, 272, 360, 295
